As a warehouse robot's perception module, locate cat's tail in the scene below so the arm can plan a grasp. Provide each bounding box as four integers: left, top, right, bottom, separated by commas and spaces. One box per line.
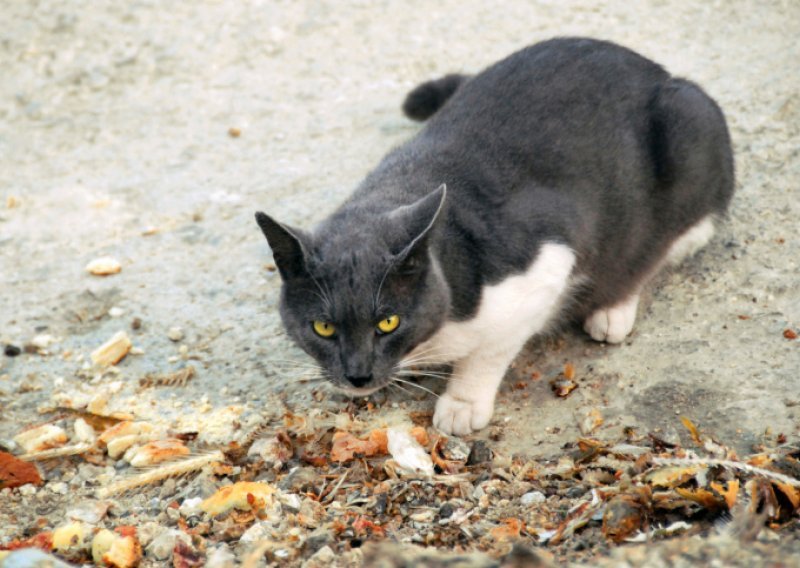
402, 73, 469, 121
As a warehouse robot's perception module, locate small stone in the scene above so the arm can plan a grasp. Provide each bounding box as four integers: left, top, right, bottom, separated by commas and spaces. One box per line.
279, 492, 302, 513
167, 327, 184, 342
305, 527, 333, 553
66, 501, 110, 524
520, 491, 546, 506
303, 545, 336, 568
18, 483, 37, 495
31, 334, 56, 349
0, 549, 74, 567
4, 344, 21, 357
108, 307, 125, 318
278, 467, 317, 492
179, 496, 203, 517
442, 437, 470, 461
49, 481, 69, 495
206, 545, 235, 568
466, 440, 493, 465
146, 529, 179, 561
239, 521, 270, 544
438, 502, 455, 519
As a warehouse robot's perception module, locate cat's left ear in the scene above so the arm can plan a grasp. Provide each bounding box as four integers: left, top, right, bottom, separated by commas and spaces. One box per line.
389, 184, 447, 271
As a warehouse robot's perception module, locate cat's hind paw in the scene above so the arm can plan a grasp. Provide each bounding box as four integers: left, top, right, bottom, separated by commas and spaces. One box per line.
584, 294, 639, 344
433, 392, 494, 436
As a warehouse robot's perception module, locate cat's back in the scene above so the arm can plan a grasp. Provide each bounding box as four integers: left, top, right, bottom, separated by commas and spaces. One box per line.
430, 37, 668, 128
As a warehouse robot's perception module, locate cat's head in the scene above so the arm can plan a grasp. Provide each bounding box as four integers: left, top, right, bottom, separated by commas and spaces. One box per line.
255, 185, 449, 395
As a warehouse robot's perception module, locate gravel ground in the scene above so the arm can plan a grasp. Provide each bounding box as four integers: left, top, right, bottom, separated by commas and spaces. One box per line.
1, 1, 799, 566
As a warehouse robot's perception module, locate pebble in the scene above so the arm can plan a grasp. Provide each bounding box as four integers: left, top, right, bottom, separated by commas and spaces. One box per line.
167, 327, 184, 342
30, 334, 56, 349
520, 491, 546, 506
179, 497, 203, 517
302, 545, 336, 568
4, 344, 21, 357
146, 529, 179, 561
49, 482, 69, 495
305, 527, 334, 553
206, 545, 236, 568
0, 549, 74, 568
466, 440, 493, 465
108, 306, 125, 318
18, 484, 37, 496
442, 437, 470, 461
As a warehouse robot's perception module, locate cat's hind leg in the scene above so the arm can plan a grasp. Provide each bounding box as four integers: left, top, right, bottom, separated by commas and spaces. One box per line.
583, 292, 640, 344
584, 215, 716, 344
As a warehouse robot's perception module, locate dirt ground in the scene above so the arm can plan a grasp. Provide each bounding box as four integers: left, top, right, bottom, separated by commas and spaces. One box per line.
1, 1, 799, 566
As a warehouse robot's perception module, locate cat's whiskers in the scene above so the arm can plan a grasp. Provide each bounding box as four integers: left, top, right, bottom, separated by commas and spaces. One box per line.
391, 376, 440, 399
395, 370, 450, 381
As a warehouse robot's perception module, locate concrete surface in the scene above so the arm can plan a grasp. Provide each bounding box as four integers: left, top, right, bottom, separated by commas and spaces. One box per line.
1, 0, 799, 458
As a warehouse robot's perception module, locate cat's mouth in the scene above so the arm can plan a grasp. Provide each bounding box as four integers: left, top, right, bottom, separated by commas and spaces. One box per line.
331, 380, 390, 397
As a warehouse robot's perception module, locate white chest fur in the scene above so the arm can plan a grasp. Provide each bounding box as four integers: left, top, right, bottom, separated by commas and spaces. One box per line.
404, 242, 578, 435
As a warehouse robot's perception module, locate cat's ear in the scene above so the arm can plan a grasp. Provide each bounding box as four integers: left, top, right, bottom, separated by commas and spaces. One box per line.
255, 212, 309, 280
389, 184, 447, 271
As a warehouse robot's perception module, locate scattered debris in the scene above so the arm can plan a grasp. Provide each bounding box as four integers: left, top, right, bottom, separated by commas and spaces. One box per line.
90, 331, 132, 367
0, 451, 42, 489
85, 257, 122, 276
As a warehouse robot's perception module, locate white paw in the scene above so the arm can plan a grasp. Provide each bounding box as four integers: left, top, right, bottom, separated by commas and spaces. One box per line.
433, 392, 494, 436
584, 295, 639, 344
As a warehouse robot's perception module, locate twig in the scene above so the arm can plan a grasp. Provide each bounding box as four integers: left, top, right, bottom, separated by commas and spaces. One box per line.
95, 451, 224, 498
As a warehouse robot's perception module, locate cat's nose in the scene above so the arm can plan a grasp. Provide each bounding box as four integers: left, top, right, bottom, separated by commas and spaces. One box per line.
346, 374, 373, 388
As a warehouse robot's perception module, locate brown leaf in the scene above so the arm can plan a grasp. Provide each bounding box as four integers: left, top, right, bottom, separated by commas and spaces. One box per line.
0, 531, 53, 552
330, 431, 381, 463
774, 482, 800, 511
602, 495, 645, 543
645, 465, 702, 488
675, 487, 725, 510
563, 362, 576, 380
0, 451, 42, 489
710, 479, 740, 509
680, 416, 703, 445
490, 518, 524, 542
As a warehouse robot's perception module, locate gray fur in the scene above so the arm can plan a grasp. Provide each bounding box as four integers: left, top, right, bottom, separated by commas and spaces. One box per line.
255, 37, 734, 393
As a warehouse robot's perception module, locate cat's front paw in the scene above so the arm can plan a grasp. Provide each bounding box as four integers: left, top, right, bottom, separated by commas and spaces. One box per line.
433, 393, 494, 436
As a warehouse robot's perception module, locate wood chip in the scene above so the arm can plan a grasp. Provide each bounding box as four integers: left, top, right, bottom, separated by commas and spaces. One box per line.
91, 331, 132, 367
85, 257, 122, 276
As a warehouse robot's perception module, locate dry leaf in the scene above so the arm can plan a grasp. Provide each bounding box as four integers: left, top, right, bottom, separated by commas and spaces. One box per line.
0, 451, 42, 489
774, 481, 800, 510
331, 431, 381, 462
602, 495, 645, 543
710, 479, 739, 509
490, 518, 524, 541
680, 416, 702, 445
125, 438, 190, 467
200, 481, 275, 517
645, 465, 702, 488
675, 487, 725, 510
13, 424, 68, 453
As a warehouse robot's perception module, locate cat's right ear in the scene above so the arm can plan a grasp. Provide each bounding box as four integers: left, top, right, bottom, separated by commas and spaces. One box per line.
254, 212, 308, 280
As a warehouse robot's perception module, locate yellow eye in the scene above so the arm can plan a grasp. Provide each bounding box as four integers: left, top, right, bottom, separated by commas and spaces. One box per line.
377, 315, 400, 334
313, 321, 336, 338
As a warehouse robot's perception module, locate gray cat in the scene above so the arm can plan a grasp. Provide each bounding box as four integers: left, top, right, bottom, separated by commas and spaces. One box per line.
255, 37, 734, 435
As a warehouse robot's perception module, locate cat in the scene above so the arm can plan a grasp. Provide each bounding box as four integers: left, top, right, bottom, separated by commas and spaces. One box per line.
255, 37, 734, 436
